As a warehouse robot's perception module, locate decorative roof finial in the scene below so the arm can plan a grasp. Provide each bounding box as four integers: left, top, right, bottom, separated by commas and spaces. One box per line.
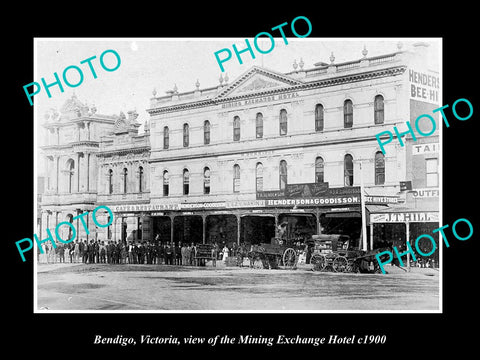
195, 79, 200, 90
152, 88, 157, 96
397, 41, 403, 51
224, 73, 229, 84
299, 58, 304, 70
330, 52, 335, 64
293, 59, 298, 71
362, 45, 368, 58
219, 73, 224, 85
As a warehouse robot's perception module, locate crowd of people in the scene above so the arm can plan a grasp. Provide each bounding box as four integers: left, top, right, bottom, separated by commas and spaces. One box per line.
37, 237, 245, 266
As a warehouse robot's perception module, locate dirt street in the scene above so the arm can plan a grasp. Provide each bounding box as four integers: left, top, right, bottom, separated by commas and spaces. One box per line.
36, 263, 439, 311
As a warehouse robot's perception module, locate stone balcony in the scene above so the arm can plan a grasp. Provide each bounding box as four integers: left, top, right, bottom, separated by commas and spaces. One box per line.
40, 191, 97, 206
97, 192, 151, 205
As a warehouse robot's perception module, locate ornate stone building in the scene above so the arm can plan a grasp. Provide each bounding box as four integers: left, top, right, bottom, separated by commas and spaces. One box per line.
39, 95, 149, 244
38, 42, 440, 264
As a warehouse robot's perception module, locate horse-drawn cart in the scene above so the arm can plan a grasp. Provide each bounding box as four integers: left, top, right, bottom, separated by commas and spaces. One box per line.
309, 234, 385, 273
248, 238, 299, 269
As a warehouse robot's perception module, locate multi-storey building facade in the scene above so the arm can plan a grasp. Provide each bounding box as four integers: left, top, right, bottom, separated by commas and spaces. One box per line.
38, 41, 440, 263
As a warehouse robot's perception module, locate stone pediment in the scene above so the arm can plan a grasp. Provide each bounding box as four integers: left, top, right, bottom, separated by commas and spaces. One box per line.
216, 66, 303, 99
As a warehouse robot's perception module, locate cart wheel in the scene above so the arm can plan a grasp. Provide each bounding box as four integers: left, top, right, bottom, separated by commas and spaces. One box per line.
268, 255, 279, 269
333, 256, 348, 272
252, 255, 264, 269
236, 254, 243, 267
282, 248, 297, 269
346, 260, 359, 273
310, 254, 326, 271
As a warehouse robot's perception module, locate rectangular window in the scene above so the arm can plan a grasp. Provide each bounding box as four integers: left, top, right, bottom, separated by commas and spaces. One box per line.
426, 158, 438, 187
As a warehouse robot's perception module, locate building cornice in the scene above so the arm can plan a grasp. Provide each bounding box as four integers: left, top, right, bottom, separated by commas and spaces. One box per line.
146, 66, 407, 116
97, 146, 151, 158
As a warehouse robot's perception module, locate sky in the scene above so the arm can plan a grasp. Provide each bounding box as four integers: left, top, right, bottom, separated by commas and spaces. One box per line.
34, 37, 441, 135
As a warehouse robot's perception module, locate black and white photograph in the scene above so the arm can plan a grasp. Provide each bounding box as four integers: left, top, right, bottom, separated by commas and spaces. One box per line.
33, 38, 442, 312
6, 7, 479, 357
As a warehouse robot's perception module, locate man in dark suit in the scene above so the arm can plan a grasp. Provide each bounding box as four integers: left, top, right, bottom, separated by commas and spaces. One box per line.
165, 243, 173, 265
79, 239, 86, 263
136, 242, 143, 264
106, 241, 112, 264
112, 241, 118, 264
94, 240, 100, 263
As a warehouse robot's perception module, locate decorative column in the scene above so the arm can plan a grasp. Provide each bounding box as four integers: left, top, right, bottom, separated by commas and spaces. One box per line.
54, 155, 60, 193
141, 214, 151, 242
236, 214, 241, 245
202, 214, 206, 244
86, 153, 90, 192
170, 215, 174, 245
77, 153, 81, 192
369, 224, 374, 251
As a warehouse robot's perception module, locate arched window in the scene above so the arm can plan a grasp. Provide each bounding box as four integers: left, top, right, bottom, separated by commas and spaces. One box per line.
344, 99, 353, 128
108, 169, 113, 194
233, 116, 240, 141
122, 168, 128, 193
204, 120, 210, 145
344, 154, 354, 186
204, 167, 211, 194
256, 162, 263, 192
279, 109, 288, 135
138, 166, 144, 193
315, 104, 324, 132
183, 123, 189, 147
374, 95, 385, 124
279, 160, 287, 190
256, 113, 263, 138
66, 159, 75, 194
163, 126, 169, 149
183, 169, 190, 195
163, 170, 169, 196
375, 151, 385, 185
315, 157, 324, 183
233, 164, 240, 192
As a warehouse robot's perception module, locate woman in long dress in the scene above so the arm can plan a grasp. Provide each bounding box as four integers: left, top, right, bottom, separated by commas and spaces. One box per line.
222, 245, 229, 261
